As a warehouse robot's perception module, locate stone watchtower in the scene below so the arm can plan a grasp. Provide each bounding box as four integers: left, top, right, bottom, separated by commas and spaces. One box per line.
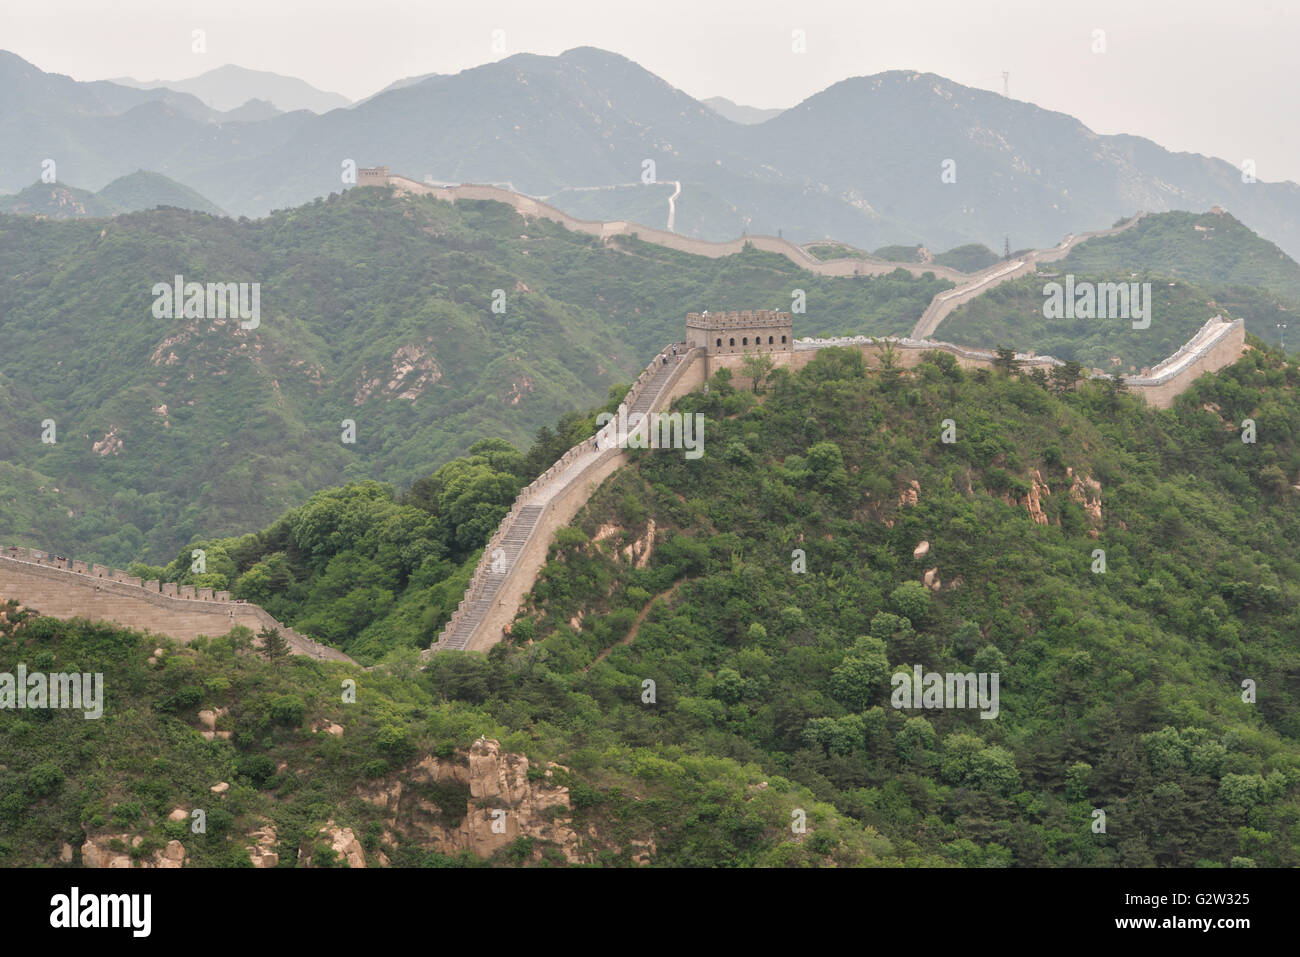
358, 166, 391, 187
686, 309, 794, 357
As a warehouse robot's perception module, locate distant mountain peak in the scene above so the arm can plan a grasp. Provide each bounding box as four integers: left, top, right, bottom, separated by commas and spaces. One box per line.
105, 62, 350, 113
702, 96, 784, 125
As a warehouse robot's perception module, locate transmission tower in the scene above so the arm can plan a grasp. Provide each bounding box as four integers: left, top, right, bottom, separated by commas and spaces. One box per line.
1002, 71, 1010, 97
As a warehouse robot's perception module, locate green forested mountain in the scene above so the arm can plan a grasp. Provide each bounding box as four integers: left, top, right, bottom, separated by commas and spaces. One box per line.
0, 172, 225, 218
938, 274, 1235, 371
0, 604, 878, 867
483, 340, 1300, 866
4, 338, 1297, 867
0, 182, 120, 218
96, 171, 226, 216
1058, 210, 1300, 302
933, 243, 1000, 272
939, 210, 1300, 365
0, 187, 946, 565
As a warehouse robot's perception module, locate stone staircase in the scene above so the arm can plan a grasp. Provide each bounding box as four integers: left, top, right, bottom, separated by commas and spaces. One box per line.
629, 358, 677, 421
438, 504, 543, 650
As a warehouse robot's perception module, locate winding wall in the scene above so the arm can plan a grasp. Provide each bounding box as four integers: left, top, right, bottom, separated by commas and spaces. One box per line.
386, 176, 973, 281
427, 344, 705, 655
0, 177, 1232, 658
429, 317, 1242, 653
382, 173, 1146, 339
0, 547, 353, 663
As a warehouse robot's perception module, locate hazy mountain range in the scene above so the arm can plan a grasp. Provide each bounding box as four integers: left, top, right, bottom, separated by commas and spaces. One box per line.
3, 47, 1299, 259
701, 96, 783, 125
0, 170, 224, 217
109, 63, 350, 114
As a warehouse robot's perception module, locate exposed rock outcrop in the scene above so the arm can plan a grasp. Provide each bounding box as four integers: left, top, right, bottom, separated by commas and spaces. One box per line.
300, 822, 366, 868
197, 706, 232, 741
80, 833, 186, 868
899, 480, 920, 507
621, 518, 657, 568
361, 739, 595, 865
354, 344, 441, 404
1067, 468, 1104, 537
1026, 470, 1050, 525
246, 823, 279, 868
92, 428, 124, 456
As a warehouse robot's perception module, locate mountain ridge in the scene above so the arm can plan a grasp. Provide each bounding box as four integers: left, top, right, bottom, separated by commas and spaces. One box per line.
5, 47, 1299, 258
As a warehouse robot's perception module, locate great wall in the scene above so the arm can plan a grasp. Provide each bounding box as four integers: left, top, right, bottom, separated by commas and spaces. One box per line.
424, 311, 1245, 654
0, 547, 353, 663
378, 168, 974, 281
368, 166, 1149, 340
0, 169, 1248, 658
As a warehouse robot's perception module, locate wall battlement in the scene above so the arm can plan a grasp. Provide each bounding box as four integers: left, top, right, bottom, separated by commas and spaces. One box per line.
778, 315, 1245, 408
0, 547, 353, 663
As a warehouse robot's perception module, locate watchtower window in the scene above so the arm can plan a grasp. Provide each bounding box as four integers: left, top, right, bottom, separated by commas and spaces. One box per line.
768, 335, 774, 344
781, 335, 787, 344
716, 338, 722, 347
729, 338, 735, 347
742, 337, 749, 346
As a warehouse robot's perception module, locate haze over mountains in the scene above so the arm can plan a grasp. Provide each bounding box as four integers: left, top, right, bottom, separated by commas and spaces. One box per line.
0, 170, 225, 217
2, 47, 1298, 260
701, 96, 784, 125
109, 63, 351, 114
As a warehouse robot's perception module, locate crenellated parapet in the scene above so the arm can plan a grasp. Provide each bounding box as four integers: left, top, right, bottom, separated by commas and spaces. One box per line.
0, 546, 352, 663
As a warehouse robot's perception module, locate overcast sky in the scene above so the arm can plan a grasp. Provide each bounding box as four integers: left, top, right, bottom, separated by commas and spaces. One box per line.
5, 0, 1298, 183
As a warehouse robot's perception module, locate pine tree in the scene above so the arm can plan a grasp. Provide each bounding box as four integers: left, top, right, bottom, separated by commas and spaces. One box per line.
993, 345, 1021, 376
259, 626, 289, 664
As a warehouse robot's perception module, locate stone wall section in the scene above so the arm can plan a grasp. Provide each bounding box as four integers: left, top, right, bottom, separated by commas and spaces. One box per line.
383, 176, 976, 281
709, 316, 1244, 409
428, 346, 703, 654
0, 547, 352, 663
429, 314, 1242, 655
